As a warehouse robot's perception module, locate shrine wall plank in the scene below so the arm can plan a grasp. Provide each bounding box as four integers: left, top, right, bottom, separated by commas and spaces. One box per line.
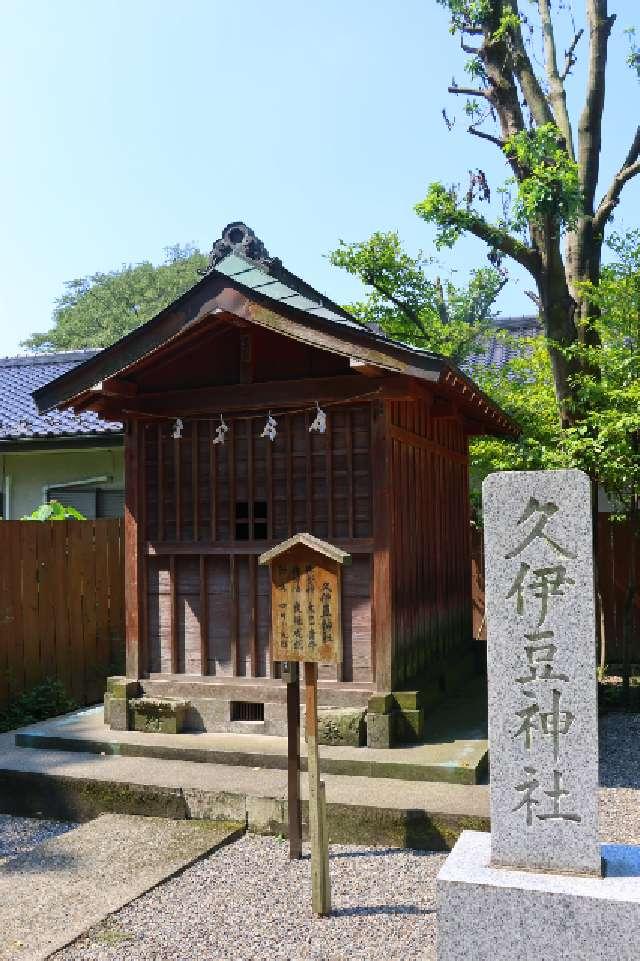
141, 405, 374, 684
388, 398, 472, 689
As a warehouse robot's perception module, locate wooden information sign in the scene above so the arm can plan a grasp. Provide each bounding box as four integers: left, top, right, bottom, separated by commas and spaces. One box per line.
265, 538, 347, 665
259, 534, 351, 918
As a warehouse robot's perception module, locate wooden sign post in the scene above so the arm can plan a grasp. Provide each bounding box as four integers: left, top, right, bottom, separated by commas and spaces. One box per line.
259, 533, 351, 918
282, 659, 302, 861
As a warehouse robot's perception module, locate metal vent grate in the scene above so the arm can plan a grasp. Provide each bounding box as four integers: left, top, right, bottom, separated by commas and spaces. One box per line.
230, 701, 264, 722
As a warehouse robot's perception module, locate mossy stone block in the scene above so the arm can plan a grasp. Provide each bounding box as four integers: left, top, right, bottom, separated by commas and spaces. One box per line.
103, 693, 111, 725
392, 708, 424, 744
367, 693, 393, 715
106, 676, 140, 699
317, 708, 366, 747
393, 690, 423, 711
130, 697, 190, 734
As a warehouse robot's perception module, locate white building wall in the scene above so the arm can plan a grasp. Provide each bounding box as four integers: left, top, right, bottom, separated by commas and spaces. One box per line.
1, 445, 124, 519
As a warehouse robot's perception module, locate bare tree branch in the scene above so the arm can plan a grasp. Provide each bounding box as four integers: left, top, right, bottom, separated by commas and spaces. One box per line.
524, 289, 542, 309
448, 84, 491, 100
504, 1, 556, 128
593, 126, 640, 234
578, 1, 616, 215
362, 273, 428, 339
538, 0, 576, 158
560, 29, 584, 82
458, 209, 541, 278
468, 125, 505, 148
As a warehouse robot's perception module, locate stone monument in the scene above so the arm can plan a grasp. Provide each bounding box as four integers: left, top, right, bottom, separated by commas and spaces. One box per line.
437, 469, 640, 961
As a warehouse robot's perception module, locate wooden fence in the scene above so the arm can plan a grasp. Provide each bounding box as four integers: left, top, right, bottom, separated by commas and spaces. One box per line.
0, 520, 124, 714
472, 517, 640, 665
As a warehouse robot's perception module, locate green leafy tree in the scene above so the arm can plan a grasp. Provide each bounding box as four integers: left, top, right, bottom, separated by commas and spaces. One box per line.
330, 231, 507, 363
470, 230, 640, 679
24, 244, 207, 351
417, 1, 640, 427
21, 500, 86, 521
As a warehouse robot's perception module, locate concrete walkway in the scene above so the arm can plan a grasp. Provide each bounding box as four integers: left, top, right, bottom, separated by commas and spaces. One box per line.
0, 731, 490, 850
0, 813, 242, 961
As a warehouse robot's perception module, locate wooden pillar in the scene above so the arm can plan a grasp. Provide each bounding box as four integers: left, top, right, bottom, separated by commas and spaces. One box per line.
124, 418, 144, 679
371, 400, 393, 692
304, 661, 331, 917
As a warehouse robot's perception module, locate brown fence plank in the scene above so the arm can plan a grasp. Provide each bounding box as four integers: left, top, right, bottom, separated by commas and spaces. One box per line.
52, 523, 72, 696
94, 520, 111, 690
6, 525, 24, 700
36, 523, 56, 681
0, 529, 10, 712
20, 524, 40, 690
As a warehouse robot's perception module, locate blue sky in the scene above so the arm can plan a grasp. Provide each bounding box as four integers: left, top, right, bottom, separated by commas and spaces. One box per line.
0, 0, 638, 355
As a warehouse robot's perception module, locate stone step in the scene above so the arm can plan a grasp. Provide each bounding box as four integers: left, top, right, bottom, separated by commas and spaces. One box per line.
0, 811, 242, 961
0, 732, 490, 852
16, 703, 489, 786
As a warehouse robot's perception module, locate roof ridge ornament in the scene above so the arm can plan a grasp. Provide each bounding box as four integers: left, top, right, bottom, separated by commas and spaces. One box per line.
203, 222, 281, 274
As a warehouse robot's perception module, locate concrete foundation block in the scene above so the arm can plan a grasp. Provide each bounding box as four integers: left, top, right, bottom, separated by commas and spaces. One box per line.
130, 697, 190, 734
317, 708, 366, 747
368, 693, 394, 715
246, 796, 288, 835
183, 788, 247, 824
103, 693, 111, 726
367, 712, 393, 748
437, 831, 640, 961
106, 677, 140, 699
108, 698, 129, 731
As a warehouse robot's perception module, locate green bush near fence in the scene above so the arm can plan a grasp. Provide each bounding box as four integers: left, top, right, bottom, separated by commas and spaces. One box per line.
0, 679, 76, 733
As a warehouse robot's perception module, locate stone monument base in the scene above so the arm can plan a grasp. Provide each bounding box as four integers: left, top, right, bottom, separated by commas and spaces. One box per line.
437, 831, 640, 961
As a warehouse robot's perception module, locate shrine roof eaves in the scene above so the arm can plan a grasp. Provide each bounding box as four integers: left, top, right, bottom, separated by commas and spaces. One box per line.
32, 223, 520, 439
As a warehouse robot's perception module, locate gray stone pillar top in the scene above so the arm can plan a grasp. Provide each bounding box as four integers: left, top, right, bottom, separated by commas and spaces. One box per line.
482, 469, 600, 876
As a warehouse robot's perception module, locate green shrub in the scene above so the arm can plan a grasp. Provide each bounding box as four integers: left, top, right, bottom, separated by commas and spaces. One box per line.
0, 678, 76, 732
20, 500, 86, 521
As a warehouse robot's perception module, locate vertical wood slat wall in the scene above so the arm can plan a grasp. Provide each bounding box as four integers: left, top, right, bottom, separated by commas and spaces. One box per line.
387, 399, 471, 689
471, 518, 640, 665
143, 406, 374, 683
0, 520, 125, 713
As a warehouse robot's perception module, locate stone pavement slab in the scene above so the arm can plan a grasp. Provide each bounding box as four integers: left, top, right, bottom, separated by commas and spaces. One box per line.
0, 812, 242, 961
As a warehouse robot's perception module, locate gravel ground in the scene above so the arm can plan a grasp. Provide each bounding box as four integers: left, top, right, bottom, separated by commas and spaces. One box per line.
5, 711, 638, 961
0, 814, 74, 862
57, 836, 445, 961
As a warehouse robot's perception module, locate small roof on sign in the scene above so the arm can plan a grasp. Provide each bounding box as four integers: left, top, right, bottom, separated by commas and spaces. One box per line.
258, 533, 352, 567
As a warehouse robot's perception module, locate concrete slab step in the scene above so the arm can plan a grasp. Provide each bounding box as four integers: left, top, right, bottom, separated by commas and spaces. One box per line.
15, 704, 489, 785
0, 812, 243, 961
0, 732, 490, 852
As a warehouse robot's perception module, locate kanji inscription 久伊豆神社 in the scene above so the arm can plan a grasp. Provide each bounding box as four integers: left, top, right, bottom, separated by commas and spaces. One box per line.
482, 469, 600, 877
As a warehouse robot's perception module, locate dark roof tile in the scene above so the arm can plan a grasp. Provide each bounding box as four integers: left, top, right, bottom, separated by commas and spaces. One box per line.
0, 350, 123, 440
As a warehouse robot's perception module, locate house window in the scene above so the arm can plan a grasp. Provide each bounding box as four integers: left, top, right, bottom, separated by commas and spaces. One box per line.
235, 500, 269, 540
48, 487, 125, 519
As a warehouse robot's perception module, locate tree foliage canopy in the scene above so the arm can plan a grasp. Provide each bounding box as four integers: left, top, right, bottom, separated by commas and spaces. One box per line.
418, 1, 640, 427
24, 245, 207, 351
330, 231, 506, 363
470, 230, 640, 521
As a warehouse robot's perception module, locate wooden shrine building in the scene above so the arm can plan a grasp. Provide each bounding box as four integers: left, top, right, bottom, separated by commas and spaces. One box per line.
35, 222, 518, 747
